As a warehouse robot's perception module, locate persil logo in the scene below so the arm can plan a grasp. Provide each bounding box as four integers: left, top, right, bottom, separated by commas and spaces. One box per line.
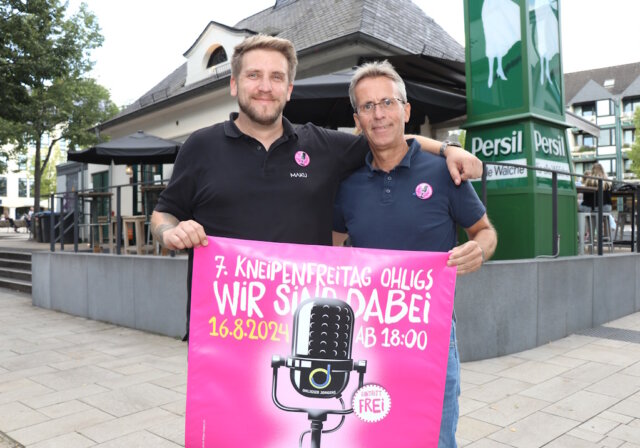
534, 130, 565, 157
471, 130, 523, 158
471, 130, 566, 159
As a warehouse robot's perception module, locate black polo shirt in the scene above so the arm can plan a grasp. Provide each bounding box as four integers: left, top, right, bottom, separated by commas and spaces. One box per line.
156, 113, 369, 245
157, 114, 370, 339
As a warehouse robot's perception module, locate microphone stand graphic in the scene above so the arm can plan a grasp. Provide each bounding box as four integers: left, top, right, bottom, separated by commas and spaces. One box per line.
271, 298, 367, 448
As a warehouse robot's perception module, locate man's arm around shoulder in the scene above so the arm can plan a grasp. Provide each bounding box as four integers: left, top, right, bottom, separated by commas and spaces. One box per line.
409, 135, 483, 185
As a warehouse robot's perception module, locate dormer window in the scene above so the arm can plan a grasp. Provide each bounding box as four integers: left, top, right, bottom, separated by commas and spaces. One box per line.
206, 46, 228, 69
184, 23, 248, 86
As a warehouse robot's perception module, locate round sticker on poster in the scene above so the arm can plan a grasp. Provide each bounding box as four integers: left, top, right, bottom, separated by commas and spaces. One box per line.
415, 182, 433, 200
352, 384, 391, 423
295, 151, 310, 167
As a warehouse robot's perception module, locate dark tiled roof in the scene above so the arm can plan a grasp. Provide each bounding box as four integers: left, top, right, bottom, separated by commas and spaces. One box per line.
104, 0, 463, 127
136, 63, 187, 109
109, 60, 231, 122
564, 62, 640, 105
236, 0, 464, 60
621, 74, 640, 98
569, 79, 613, 105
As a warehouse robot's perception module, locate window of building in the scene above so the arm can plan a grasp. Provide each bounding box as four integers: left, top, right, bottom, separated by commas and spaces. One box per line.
623, 98, 640, 114
578, 103, 596, 117
583, 135, 596, 148
624, 129, 635, 146
600, 159, 615, 176
598, 129, 615, 147
206, 46, 228, 69
596, 99, 613, 117
603, 79, 615, 88
18, 179, 27, 197
0, 177, 6, 196
17, 156, 27, 171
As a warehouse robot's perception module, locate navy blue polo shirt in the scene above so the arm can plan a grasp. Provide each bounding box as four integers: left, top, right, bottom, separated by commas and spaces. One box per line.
334, 139, 486, 252
157, 113, 370, 246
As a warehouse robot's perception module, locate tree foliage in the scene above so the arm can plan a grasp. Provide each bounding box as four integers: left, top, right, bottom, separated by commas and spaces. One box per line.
631, 108, 640, 178
30, 140, 61, 197
0, 0, 118, 212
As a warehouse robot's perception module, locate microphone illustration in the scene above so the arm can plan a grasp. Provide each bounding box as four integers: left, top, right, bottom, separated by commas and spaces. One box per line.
271, 298, 367, 448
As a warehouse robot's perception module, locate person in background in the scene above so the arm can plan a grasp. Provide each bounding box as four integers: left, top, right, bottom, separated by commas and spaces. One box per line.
2, 212, 18, 232
580, 163, 612, 212
22, 207, 34, 232
577, 170, 590, 212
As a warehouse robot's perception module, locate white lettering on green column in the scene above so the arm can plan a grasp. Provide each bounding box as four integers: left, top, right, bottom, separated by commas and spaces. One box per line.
471, 130, 523, 157
534, 130, 566, 157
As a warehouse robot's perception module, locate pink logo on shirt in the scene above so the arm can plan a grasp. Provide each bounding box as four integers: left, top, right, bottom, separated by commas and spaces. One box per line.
295, 151, 310, 167
415, 183, 433, 200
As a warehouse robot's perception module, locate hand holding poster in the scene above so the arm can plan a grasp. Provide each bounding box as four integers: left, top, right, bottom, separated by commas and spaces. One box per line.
186, 236, 457, 447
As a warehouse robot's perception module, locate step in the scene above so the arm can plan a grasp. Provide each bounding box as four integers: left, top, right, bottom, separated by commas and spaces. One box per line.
0, 430, 23, 448
0, 267, 31, 282
0, 251, 31, 262
0, 258, 31, 270
0, 277, 31, 294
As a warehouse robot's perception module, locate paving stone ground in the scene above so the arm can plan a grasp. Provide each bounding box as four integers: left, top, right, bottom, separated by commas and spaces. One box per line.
0, 230, 639, 447
1, 288, 639, 447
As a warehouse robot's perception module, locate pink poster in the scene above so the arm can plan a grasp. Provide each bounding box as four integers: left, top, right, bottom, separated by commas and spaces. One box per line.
186, 236, 457, 447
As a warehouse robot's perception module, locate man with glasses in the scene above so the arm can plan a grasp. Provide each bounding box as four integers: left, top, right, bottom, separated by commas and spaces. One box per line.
151, 35, 484, 338
333, 60, 497, 447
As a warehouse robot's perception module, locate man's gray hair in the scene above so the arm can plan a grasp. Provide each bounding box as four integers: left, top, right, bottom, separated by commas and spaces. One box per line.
349, 60, 407, 110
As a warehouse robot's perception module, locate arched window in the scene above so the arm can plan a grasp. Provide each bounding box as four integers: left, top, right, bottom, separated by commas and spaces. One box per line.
206, 46, 227, 69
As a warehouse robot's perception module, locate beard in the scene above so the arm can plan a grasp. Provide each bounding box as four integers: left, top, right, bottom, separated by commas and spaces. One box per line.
237, 94, 286, 126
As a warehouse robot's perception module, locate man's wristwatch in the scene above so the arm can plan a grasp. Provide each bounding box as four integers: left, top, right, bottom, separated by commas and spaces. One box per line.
439, 140, 462, 158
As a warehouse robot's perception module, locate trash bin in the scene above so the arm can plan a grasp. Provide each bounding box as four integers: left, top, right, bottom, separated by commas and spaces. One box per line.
40, 211, 53, 243
60, 212, 74, 244
39, 212, 75, 244
33, 212, 44, 243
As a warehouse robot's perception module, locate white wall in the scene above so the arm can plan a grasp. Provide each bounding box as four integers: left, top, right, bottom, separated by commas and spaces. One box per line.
184, 24, 248, 86
1, 148, 36, 218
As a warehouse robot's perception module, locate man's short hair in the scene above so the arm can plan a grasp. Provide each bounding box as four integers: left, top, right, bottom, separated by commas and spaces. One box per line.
349, 60, 407, 110
231, 34, 298, 83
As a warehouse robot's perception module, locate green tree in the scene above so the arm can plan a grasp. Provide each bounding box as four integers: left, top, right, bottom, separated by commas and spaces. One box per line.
0, 0, 118, 212
458, 130, 466, 149
30, 139, 62, 197
630, 108, 640, 178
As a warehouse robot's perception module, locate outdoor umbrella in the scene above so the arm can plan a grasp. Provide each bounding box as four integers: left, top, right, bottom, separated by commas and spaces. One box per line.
67, 130, 181, 165
285, 71, 356, 128
284, 61, 467, 129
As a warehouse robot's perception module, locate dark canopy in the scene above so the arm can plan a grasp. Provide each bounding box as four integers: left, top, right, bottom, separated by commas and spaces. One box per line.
67, 131, 181, 165
284, 57, 466, 129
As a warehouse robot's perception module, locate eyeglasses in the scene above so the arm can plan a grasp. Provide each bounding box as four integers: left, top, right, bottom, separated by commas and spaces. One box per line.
356, 97, 405, 115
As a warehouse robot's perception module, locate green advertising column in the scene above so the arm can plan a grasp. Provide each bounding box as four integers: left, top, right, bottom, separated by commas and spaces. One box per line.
463, 0, 577, 259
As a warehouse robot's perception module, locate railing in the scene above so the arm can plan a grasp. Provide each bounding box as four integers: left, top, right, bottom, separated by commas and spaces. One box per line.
46, 165, 639, 258
480, 161, 639, 256
47, 178, 172, 256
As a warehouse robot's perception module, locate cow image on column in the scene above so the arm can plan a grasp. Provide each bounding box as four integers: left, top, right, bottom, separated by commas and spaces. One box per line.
481, 0, 521, 87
